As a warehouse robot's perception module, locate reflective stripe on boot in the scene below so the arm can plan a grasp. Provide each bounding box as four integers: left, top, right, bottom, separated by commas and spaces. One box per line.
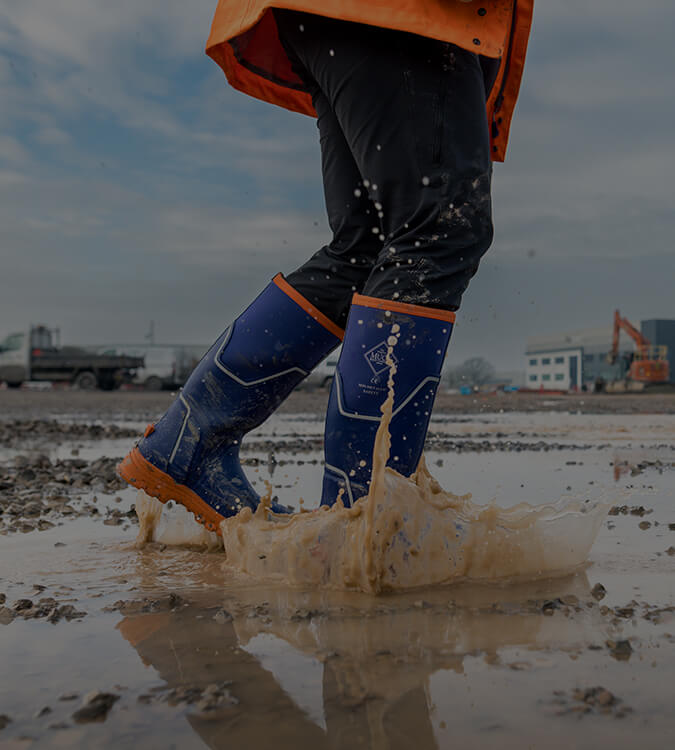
118, 274, 342, 529
321, 294, 454, 507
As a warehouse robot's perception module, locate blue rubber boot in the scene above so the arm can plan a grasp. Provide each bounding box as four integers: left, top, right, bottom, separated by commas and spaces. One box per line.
321, 294, 454, 507
119, 274, 342, 531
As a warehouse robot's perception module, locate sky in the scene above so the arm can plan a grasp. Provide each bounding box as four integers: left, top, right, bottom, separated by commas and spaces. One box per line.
1, 1, 674, 371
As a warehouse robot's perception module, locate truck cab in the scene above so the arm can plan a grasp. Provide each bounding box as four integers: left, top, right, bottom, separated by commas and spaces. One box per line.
0, 331, 30, 386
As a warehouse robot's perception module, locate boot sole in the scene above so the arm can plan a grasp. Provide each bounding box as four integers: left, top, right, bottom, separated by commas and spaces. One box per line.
117, 447, 225, 535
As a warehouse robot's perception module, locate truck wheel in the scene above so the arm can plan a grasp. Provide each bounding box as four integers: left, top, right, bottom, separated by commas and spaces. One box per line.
144, 376, 163, 391
6, 381, 22, 389
73, 371, 98, 390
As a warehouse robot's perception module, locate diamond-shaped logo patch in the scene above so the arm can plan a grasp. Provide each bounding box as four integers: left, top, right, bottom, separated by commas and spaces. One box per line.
364, 341, 398, 376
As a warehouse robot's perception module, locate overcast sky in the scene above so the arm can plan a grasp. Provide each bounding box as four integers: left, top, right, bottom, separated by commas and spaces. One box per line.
1, 1, 674, 370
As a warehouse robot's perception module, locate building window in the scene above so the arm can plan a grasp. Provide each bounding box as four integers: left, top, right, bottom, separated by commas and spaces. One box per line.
529, 358, 537, 366
555, 356, 564, 364
555, 373, 565, 381
583, 354, 594, 363
529, 374, 538, 382
542, 374, 551, 381
542, 357, 551, 365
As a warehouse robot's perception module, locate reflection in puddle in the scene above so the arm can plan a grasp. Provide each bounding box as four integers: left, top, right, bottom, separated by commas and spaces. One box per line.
114, 573, 602, 749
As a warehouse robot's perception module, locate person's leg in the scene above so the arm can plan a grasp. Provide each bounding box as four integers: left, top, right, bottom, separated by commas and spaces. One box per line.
276, 11, 494, 313
276, 12, 494, 504
118, 15, 389, 528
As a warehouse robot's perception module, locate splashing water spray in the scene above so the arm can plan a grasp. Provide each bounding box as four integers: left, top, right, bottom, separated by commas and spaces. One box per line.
134, 319, 614, 593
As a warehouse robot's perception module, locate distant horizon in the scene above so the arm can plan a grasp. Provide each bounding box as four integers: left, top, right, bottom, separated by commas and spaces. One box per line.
4, 306, 673, 372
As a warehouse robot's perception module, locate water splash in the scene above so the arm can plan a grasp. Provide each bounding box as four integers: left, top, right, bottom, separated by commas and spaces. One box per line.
135, 325, 612, 593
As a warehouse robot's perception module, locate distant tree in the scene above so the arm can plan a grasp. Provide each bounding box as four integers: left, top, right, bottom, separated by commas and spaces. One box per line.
445, 357, 496, 388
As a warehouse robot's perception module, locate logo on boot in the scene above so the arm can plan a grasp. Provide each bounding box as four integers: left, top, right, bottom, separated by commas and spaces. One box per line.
364, 341, 398, 377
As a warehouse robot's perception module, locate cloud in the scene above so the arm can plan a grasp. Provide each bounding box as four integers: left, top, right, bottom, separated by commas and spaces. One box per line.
0, 0, 674, 371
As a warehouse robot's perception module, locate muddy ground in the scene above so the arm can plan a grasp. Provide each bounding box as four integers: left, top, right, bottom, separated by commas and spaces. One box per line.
0, 390, 674, 748
2, 387, 675, 420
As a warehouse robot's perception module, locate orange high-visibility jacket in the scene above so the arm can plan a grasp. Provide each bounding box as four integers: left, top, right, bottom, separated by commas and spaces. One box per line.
206, 1, 533, 161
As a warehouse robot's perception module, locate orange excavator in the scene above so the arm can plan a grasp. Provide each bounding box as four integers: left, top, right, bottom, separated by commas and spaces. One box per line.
608, 310, 669, 385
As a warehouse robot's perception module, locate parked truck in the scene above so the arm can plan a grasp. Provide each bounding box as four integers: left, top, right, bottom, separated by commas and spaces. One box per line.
0, 326, 144, 390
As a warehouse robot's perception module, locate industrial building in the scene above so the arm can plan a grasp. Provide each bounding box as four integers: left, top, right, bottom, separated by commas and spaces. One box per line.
525, 318, 675, 390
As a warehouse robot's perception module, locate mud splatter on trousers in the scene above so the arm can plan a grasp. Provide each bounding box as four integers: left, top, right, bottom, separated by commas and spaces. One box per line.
274, 10, 498, 327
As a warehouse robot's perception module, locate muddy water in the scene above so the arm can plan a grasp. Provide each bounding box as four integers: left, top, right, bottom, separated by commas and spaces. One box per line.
137, 468, 611, 593
138, 357, 612, 592
136, 382, 618, 593
1, 407, 674, 747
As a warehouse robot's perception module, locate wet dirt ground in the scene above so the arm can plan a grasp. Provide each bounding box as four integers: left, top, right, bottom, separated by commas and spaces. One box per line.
1, 390, 674, 749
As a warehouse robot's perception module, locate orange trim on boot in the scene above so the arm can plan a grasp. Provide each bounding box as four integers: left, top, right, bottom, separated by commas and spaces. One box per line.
117, 448, 225, 535
273, 273, 344, 340
352, 293, 456, 324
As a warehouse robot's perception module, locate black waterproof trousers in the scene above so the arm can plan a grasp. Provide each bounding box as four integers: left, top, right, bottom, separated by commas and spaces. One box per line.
274, 10, 497, 328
